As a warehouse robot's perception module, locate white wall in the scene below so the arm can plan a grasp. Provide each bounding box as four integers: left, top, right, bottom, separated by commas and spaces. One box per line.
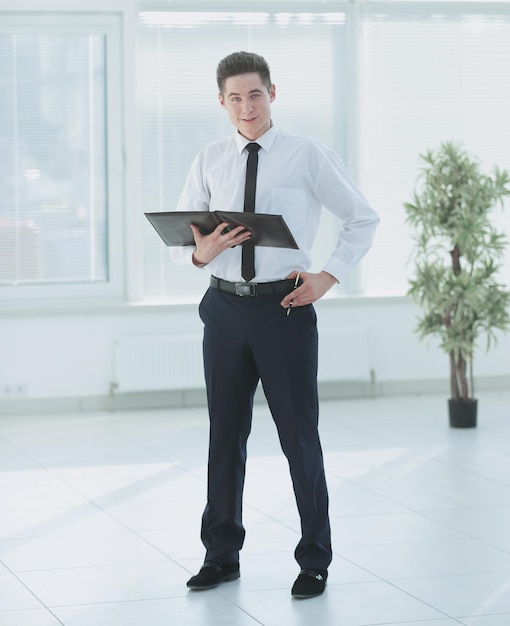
1, 296, 508, 415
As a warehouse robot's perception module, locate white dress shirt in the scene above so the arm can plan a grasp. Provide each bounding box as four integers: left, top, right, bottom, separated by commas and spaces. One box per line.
170, 125, 379, 284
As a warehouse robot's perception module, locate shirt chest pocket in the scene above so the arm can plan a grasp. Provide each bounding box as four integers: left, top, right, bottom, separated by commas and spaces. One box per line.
270, 188, 307, 237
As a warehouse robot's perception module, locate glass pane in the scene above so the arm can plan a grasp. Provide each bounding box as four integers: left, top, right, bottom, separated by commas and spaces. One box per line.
139, 10, 349, 300
359, 11, 510, 295
0, 34, 107, 286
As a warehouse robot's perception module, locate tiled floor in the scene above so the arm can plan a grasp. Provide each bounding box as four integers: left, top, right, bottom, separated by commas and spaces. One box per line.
1, 390, 510, 626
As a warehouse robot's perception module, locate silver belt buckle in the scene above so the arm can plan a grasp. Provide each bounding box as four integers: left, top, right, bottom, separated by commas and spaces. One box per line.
235, 282, 254, 296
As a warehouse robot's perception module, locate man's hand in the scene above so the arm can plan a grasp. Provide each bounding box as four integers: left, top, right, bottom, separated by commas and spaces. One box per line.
280, 271, 337, 309
191, 222, 252, 267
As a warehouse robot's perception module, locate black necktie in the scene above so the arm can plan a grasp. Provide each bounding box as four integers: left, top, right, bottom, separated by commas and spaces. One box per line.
241, 142, 261, 282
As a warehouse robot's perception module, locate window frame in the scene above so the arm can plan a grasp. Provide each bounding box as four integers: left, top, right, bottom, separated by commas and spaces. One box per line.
0, 11, 125, 307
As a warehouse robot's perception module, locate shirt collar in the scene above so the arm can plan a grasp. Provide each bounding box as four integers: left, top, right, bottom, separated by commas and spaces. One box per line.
235, 124, 277, 154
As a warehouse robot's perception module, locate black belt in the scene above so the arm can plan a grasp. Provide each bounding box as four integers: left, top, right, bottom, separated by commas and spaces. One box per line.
210, 276, 295, 297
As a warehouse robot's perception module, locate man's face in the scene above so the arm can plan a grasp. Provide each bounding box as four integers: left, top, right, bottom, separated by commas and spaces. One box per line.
218, 72, 276, 141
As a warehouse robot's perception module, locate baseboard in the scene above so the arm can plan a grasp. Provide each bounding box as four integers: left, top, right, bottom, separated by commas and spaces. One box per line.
376, 376, 510, 398
0, 376, 508, 416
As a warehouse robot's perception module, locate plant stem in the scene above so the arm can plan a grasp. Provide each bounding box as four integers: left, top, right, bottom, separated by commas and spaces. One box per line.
450, 244, 461, 276
449, 244, 470, 400
449, 350, 460, 400
458, 352, 469, 401
469, 360, 474, 399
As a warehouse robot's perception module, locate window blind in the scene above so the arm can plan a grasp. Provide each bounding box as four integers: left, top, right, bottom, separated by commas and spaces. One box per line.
359, 7, 510, 295
138, 9, 350, 300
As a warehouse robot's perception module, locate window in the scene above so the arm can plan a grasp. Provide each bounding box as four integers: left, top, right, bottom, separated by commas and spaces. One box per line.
359, 4, 510, 295
0, 14, 123, 303
138, 9, 353, 300
3, 3, 508, 306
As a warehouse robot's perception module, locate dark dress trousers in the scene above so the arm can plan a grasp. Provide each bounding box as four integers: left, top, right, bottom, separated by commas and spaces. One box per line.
198, 285, 332, 571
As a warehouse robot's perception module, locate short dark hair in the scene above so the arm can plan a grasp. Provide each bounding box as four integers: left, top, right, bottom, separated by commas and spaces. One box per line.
216, 51, 272, 94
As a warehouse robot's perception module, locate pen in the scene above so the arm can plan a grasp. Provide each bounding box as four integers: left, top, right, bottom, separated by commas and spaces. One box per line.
286, 272, 301, 316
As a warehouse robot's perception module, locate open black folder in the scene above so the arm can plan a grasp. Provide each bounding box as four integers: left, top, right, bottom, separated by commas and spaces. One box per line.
145, 211, 299, 249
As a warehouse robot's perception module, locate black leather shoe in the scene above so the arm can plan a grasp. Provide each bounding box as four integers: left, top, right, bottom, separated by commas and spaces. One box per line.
186, 561, 240, 590
291, 568, 328, 598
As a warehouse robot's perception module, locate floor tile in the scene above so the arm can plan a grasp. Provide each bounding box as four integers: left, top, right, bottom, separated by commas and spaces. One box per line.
0, 572, 43, 611
0, 439, 41, 472
461, 615, 510, 626
139, 525, 209, 561
424, 506, 510, 539
329, 511, 468, 548
0, 471, 89, 512
16, 561, 188, 606
338, 538, 510, 580
396, 571, 510, 617
329, 482, 412, 517
0, 608, 64, 625
231, 580, 445, 626
104, 498, 202, 531
370, 478, 510, 512
1, 531, 168, 572
0, 504, 127, 540
482, 535, 510, 554
379, 622, 465, 626
331, 448, 475, 489
2, 420, 162, 468
53, 594, 261, 626
54, 464, 205, 508
240, 520, 301, 555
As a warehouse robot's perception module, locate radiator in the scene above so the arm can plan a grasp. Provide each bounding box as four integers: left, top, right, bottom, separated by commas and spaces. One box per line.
113, 333, 204, 393
113, 327, 370, 393
317, 327, 370, 382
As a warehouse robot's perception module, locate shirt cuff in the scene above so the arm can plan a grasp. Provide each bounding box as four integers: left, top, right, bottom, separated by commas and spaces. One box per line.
322, 258, 350, 284
168, 245, 196, 267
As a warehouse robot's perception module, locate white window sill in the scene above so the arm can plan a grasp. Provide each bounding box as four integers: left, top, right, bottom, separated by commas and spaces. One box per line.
0, 291, 409, 318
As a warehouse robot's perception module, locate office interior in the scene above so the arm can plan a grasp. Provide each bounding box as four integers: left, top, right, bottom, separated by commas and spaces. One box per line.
1, 1, 510, 625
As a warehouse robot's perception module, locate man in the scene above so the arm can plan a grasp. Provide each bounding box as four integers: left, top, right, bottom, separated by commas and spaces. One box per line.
171, 51, 379, 598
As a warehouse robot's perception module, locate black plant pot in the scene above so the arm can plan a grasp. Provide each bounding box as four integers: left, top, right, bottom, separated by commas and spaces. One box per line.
448, 398, 478, 428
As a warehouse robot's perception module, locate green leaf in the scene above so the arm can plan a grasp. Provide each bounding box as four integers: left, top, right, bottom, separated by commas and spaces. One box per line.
404, 141, 510, 399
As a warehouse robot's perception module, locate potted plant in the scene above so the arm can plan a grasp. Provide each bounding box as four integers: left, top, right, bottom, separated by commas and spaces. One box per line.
404, 141, 510, 427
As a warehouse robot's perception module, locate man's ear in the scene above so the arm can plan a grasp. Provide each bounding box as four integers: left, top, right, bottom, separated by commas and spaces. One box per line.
218, 92, 226, 108
269, 84, 276, 103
